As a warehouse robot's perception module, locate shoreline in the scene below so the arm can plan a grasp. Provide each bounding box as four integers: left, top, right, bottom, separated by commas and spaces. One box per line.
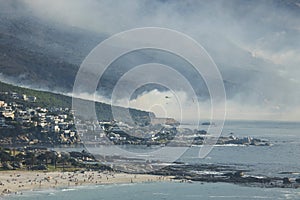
0, 170, 173, 197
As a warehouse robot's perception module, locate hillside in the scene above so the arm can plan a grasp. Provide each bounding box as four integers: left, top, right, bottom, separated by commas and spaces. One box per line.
0, 0, 106, 91
0, 0, 299, 119
0, 81, 153, 123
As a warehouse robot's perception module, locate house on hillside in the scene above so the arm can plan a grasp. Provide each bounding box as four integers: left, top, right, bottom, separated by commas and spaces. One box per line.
27, 96, 37, 102
0, 106, 14, 119
0, 101, 6, 107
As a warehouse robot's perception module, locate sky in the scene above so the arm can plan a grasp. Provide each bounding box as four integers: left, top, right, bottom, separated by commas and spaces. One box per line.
9, 0, 300, 121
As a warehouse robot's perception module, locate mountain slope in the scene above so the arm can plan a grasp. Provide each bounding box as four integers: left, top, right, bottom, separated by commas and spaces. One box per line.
0, 0, 299, 108
0, 1, 106, 91
0, 81, 153, 123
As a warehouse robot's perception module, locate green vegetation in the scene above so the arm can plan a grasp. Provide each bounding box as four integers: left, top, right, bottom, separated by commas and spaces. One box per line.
0, 147, 110, 172
0, 81, 153, 123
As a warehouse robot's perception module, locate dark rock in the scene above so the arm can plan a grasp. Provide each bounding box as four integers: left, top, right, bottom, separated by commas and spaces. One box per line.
201, 122, 215, 126
283, 177, 292, 184
233, 171, 244, 178
196, 130, 207, 135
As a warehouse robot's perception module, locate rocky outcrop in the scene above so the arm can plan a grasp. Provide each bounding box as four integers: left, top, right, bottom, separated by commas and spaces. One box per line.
150, 163, 300, 189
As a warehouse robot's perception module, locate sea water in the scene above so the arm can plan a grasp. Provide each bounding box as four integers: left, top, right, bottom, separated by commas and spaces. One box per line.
7, 182, 300, 200
179, 120, 300, 178
6, 120, 300, 200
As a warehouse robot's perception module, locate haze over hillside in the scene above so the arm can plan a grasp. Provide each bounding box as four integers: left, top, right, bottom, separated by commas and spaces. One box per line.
0, 80, 153, 124
0, 0, 300, 121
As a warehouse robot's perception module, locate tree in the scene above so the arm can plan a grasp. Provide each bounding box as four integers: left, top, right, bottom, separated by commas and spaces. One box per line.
24, 151, 36, 168
59, 152, 70, 172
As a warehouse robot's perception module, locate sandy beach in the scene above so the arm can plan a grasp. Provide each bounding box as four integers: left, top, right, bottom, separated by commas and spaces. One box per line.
0, 170, 173, 196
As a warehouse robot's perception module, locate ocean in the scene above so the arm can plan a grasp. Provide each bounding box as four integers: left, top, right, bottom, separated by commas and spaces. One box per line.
6, 120, 300, 200
179, 120, 300, 178
7, 182, 300, 200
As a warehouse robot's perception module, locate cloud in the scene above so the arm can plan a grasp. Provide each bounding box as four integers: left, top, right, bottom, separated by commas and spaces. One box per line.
111, 89, 300, 122
6, 0, 300, 121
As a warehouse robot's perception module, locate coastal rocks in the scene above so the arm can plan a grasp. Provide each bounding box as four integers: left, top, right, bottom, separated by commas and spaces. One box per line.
201, 122, 216, 126
233, 171, 245, 178
151, 163, 300, 189
216, 136, 270, 146
283, 177, 292, 184
79, 118, 271, 147
194, 130, 207, 135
